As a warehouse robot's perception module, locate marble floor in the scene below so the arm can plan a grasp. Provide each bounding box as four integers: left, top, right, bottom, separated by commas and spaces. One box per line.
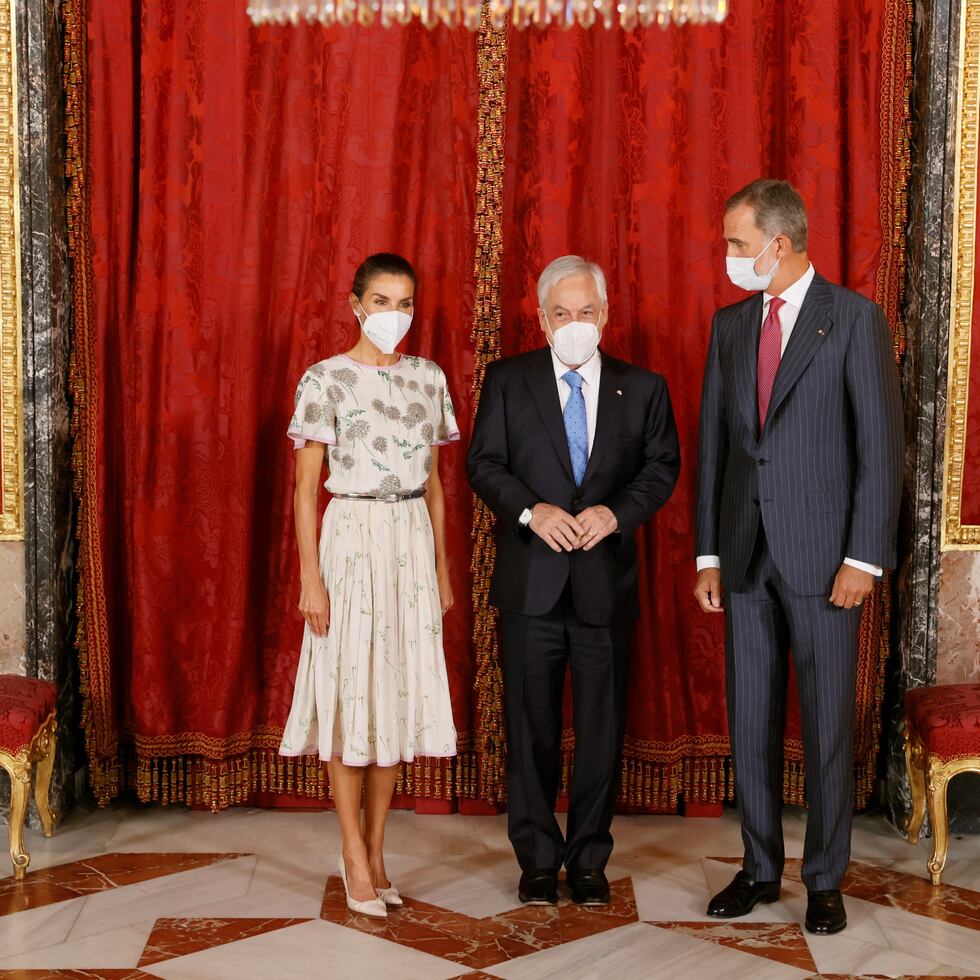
1, 802, 979, 979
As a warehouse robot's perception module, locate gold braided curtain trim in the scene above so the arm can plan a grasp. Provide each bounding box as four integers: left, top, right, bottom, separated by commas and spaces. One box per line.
469, 7, 509, 806
65, 0, 123, 806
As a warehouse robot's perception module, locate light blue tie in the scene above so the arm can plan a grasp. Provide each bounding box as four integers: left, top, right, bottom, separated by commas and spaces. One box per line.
562, 370, 588, 486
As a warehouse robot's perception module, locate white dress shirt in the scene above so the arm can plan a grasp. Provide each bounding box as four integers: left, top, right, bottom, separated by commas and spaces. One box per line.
696, 264, 882, 578
552, 347, 602, 456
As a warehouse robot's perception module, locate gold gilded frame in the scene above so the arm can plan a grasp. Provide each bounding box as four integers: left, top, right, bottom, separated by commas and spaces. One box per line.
944, 0, 980, 548
0, 0, 22, 540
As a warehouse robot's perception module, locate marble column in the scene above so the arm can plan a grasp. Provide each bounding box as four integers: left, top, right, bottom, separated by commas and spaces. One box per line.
889, 0, 980, 833
0, 0, 76, 829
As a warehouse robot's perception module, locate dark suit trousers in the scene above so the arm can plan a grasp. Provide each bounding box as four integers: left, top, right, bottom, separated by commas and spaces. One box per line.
500, 586, 633, 873
725, 526, 862, 892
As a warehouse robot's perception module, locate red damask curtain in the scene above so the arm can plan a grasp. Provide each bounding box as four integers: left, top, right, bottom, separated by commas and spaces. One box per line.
497, 1, 909, 810
68, 0, 909, 811
72, 2, 479, 807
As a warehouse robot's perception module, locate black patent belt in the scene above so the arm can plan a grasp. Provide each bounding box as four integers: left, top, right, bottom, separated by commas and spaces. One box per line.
330, 488, 426, 503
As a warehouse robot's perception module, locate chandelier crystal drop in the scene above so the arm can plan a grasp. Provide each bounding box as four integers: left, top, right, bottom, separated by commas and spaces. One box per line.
246, 0, 729, 31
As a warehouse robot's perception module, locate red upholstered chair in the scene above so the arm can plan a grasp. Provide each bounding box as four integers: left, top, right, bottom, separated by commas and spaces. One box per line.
904, 683, 980, 885
0, 675, 57, 878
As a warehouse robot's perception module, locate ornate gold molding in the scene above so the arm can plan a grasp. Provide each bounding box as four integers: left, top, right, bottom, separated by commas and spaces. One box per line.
0, 0, 23, 540
944, 0, 980, 548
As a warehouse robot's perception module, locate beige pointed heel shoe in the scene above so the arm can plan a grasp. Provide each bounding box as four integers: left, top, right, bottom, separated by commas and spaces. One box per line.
339, 856, 387, 918
376, 884, 403, 907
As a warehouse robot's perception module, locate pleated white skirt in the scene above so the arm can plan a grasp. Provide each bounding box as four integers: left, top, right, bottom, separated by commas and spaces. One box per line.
279, 498, 457, 766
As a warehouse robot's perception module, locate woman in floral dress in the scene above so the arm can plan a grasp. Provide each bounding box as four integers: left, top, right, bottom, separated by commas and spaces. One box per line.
280, 253, 458, 918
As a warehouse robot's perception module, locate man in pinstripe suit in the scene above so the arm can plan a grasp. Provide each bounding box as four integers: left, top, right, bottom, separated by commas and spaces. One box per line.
694, 179, 903, 935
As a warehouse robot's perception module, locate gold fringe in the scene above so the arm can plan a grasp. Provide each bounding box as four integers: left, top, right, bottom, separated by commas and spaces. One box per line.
125, 751, 474, 812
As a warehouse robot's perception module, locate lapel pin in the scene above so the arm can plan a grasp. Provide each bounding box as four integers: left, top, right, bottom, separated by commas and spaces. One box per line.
616, 389, 623, 396
817, 329, 825, 335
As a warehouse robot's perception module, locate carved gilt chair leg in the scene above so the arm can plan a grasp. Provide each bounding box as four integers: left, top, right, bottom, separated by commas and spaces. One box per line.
2, 755, 32, 879
926, 760, 950, 886
34, 720, 57, 838
904, 732, 927, 844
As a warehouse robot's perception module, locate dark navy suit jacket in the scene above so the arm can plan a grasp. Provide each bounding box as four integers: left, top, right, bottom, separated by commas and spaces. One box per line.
467, 347, 680, 626
695, 272, 904, 596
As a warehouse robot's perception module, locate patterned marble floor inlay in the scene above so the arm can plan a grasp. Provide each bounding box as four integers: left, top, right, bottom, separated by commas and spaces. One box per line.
4, 819, 980, 978
0, 971, 158, 978
650, 920, 818, 972
318, 874, 638, 969
137, 916, 311, 965
712, 856, 980, 933
0, 853, 246, 918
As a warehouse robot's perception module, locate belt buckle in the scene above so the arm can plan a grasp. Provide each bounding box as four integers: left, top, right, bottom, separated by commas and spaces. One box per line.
383, 493, 399, 503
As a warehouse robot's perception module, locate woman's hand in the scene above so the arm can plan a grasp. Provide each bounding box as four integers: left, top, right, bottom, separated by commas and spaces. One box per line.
437, 566, 454, 616
299, 577, 330, 637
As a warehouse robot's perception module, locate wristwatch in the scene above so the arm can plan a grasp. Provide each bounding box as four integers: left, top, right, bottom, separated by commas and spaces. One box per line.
518, 507, 534, 527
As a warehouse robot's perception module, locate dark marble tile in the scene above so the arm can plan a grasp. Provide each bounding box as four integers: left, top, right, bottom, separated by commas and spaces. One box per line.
138, 916, 310, 966
320, 873, 637, 969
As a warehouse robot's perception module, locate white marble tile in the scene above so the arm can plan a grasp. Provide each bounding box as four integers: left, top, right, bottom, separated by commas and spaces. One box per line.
15, 802, 127, 870
380, 850, 523, 917
66, 856, 258, 940
107, 806, 340, 858
0, 898, 85, 960
178, 870, 326, 918
0, 918, 154, 969
806, 929, 966, 977
872, 904, 980, 973
491, 921, 813, 980
140, 918, 463, 980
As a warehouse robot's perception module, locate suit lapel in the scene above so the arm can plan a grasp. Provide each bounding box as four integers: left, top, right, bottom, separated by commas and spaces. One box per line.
581, 353, 620, 485
525, 349, 574, 482
763, 274, 835, 429
733, 293, 764, 439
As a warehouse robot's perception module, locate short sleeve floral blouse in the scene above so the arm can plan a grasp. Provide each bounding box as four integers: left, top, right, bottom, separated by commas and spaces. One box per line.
287, 353, 460, 496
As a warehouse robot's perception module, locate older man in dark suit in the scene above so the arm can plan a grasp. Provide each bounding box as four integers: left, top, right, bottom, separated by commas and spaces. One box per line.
468, 256, 680, 907
694, 179, 903, 935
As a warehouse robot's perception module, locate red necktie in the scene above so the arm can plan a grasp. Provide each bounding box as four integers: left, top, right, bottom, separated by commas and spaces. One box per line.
757, 296, 786, 429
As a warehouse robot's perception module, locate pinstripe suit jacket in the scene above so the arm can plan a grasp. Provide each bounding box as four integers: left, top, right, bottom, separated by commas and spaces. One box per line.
695, 272, 903, 596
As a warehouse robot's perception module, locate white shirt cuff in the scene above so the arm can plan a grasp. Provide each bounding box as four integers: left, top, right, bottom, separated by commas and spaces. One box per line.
844, 556, 883, 577
696, 555, 721, 572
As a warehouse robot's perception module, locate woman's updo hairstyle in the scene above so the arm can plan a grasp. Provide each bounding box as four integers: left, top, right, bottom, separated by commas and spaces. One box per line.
351, 252, 417, 299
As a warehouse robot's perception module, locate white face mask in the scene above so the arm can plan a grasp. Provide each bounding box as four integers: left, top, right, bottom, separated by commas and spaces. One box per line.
356, 303, 413, 355
545, 313, 602, 367
726, 236, 780, 292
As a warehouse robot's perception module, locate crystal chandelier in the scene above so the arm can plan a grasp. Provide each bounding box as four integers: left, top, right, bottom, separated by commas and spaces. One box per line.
246, 0, 729, 31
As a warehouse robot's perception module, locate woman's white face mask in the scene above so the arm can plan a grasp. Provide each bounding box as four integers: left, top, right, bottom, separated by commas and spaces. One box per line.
356, 303, 413, 354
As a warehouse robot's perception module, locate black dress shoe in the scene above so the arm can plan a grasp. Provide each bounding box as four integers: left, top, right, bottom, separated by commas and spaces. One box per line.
706, 869, 781, 917
518, 870, 559, 905
567, 869, 610, 906
805, 889, 847, 935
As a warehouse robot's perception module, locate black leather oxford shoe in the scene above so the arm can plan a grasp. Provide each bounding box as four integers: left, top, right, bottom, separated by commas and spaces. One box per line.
567, 869, 610, 906
518, 869, 559, 905
805, 889, 847, 934
707, 869, 781, 917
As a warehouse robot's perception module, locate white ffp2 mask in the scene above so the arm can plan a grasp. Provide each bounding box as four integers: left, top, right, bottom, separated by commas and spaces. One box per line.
546, 315, 602, 367
356, 304, 413, 355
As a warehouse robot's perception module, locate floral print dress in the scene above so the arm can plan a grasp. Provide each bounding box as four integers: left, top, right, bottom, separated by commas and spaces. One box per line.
279, 354, 459, 766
